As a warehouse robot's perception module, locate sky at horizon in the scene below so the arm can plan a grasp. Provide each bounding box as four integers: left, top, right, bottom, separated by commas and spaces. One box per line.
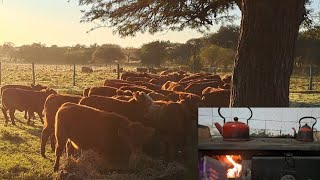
0, 1, 319, 48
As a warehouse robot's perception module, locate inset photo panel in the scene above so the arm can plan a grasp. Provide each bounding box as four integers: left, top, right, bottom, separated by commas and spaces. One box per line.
198, 107, 320, 180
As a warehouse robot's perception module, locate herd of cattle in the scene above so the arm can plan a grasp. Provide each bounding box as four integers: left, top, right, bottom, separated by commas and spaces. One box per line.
0, 70, 231, 172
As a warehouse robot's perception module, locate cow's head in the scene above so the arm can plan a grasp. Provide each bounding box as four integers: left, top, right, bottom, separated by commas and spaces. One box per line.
31, 84, 47, 91
43, 88, 58, 95
118, 122, 155, 154
179, 93, 203, 113
132, 91, 160, 119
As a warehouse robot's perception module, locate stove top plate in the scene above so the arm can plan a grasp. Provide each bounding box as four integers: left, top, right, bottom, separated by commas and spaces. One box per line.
199, 137, 320, 151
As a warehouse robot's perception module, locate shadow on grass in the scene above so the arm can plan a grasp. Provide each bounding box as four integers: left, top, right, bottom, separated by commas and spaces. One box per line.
15, 124, 42, 138
0, 130, 26, 144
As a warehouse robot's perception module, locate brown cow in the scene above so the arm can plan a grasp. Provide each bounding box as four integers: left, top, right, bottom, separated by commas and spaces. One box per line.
185, 81, 219, 96
40, 94, 82, 158
140, 82, 161, 91
88, 86, 118, 97
147, 92, 171, 101
81, 66, 93, 73
0, 84, 47, 94
53, 102, 155, 172
79, 92, 159, 123
1, 84, 47, 119
112, 95, 133, 101
146, 95, 198, 161
127, 77, 151, 82
103, 79, 131, 86
149, 78, 164, 86
104, 82, 133, 89
116, 89, 133, 96
121, 72, 154, 80
167, 91, 201, 102
156, 89, 175, 96
1, 88, 57, 125
162, 81, 185, 92
202, 87, 230, 107
118, 85, 153, 94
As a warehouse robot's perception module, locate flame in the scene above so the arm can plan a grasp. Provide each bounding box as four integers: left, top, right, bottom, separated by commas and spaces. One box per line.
226, 155, 242, 178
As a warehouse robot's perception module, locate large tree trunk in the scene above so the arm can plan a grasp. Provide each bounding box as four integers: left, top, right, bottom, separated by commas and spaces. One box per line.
231, 0, 306, 107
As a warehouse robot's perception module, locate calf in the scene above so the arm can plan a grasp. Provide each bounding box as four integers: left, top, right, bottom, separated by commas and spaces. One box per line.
53, 102, 155, 172
1, 88, 57, 125
40, 94, 82, 158
1, 84, 47, 119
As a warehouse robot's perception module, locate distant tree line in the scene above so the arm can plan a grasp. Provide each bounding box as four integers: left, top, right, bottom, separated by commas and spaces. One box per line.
0, 25, 319, 70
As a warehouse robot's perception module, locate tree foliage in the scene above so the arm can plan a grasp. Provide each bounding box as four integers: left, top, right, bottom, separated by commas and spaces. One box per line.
0, 42, 16, 61
203, 25, 240, 49
295, 26, 320, 66
77, 0, 240, 36
165, 43, 193, 64
140, 41, 169, 67
91, 44, 125, 64
200, 44, 234, 68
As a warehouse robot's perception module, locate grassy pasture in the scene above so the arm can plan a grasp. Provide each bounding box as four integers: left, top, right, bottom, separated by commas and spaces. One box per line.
0, 62, 318, 179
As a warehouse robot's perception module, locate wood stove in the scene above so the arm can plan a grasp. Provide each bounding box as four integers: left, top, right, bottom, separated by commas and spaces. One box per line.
199, 137, 320, 180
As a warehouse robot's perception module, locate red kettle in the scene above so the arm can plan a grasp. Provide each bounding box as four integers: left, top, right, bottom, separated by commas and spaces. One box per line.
214, 107, 253, 141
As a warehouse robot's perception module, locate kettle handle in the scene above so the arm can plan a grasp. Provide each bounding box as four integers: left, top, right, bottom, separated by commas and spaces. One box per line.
218, 107, 253, 124
299, 116, 317, 130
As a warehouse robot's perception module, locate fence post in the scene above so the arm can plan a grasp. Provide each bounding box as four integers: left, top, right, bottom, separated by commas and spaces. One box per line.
117, 63, 120, 79
73, 63, 76, 86
308, 64, 313, 90
32, 62, 35, 85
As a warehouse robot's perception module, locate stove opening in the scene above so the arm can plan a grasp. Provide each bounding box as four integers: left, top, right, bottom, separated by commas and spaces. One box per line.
218, 155, 242, 179
201, 155, 242, 179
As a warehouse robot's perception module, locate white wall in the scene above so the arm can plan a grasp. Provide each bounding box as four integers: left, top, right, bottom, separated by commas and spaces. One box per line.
198, 108, 320, 137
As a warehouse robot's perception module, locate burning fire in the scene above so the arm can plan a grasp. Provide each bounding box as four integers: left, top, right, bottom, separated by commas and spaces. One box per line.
226, 155, 242, 178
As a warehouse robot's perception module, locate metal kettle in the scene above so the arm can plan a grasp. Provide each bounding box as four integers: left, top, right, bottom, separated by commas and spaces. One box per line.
214, 107, 253, 141
292, 116, 317, 141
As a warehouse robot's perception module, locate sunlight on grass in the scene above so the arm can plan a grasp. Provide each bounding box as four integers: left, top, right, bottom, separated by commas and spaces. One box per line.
0, 113, 54, 179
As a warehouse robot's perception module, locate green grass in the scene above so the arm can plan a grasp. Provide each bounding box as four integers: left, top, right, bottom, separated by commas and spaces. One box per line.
0, 113, 54, 180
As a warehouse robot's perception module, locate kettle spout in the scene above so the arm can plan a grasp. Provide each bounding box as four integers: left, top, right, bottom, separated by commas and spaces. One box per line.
292, 128, 297, 138
214, 122, 223, 136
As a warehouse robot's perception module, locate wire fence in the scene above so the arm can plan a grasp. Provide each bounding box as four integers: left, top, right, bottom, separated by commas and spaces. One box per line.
198, 108, 320, 137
